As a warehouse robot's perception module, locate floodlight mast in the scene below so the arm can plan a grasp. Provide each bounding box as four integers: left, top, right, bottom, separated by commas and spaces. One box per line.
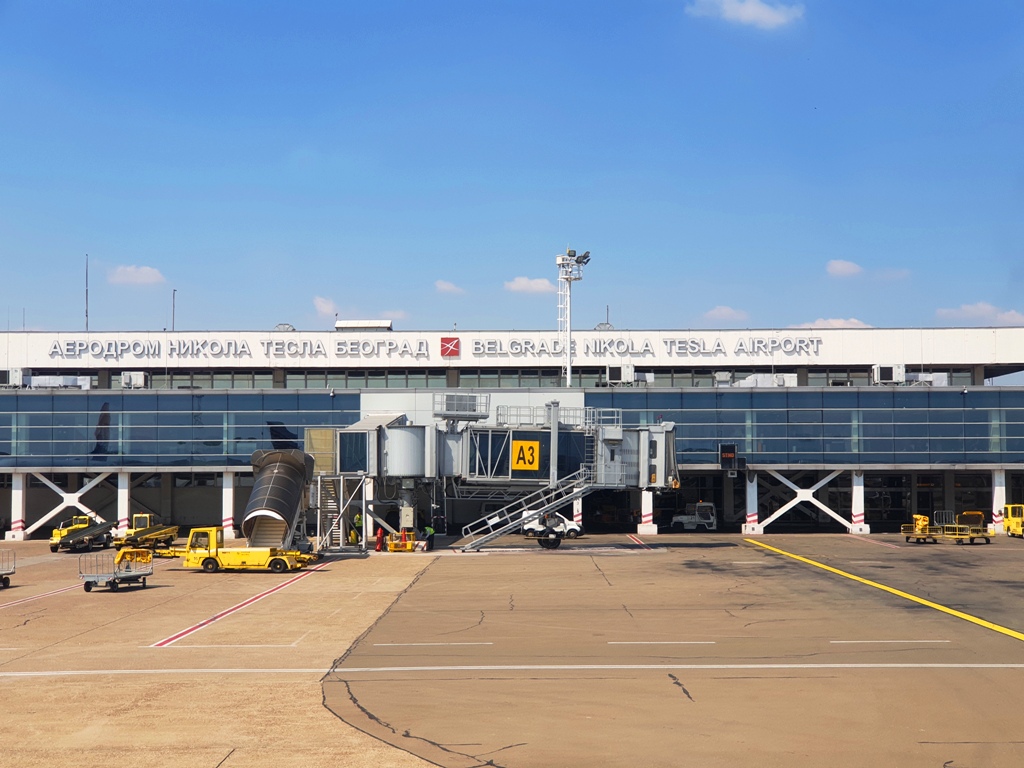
556, 249, 590, 387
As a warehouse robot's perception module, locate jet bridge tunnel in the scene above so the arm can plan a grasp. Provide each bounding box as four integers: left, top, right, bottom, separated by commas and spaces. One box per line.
309, 399, 679, 548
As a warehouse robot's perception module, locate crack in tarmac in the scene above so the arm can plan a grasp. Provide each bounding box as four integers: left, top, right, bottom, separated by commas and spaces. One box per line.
668, 672, 695, 702
590, 556, 612, 586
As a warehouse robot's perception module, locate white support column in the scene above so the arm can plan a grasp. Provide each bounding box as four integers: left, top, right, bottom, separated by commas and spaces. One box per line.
742, 472, 761, 534
636, 489, 658, 535
117, 472, 131, 535
222, 471, 237, 539
5, 473, 26, 541
572, 496, 583, 526
992, 469, 1006, 534
365, 478, 375, 542
850, 471, 869, 534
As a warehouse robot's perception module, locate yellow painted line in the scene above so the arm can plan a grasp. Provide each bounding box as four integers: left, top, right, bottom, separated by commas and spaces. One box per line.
745, 539, 1024, 643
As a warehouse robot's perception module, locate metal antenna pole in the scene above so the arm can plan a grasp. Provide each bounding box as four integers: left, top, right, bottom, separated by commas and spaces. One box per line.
85, 254, 89, 332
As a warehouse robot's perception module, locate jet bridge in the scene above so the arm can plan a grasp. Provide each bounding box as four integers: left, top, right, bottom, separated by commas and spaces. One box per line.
315, 397, 679, 551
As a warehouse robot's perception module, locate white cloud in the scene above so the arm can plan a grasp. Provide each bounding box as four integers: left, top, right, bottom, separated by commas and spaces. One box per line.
379, 310, 408, 321
685, 0, 804, 30
435, 279, 465, 295
826, 259, 863, 278
791, 318, 873, 329
936, 302, 1024, 326
703, 305, 749, 322
108, 265, 165, 285
313, 296, 338, 318
504, 276, 556, 294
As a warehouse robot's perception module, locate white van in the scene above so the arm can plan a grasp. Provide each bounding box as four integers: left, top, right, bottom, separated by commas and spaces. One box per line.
522, 511, 583, 539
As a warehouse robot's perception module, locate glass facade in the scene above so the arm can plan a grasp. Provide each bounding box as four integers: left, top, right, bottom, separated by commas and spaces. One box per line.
2, 386, 1023, 470
586, 389, 1024, 466
0, 391, 359, 468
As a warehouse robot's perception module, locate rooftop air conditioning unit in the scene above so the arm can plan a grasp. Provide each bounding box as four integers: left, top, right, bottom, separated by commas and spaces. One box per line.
606, 364, 634, 385
121, 371, 149, 389
872, 364, 906, 385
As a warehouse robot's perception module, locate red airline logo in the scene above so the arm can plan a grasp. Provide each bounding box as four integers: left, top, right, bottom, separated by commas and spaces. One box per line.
440, 337, 461, 357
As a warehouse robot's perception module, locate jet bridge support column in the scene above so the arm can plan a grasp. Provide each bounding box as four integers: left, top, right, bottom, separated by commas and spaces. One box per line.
222, 471, 237, 539
572, 496, 583, 526
637, 490, 657, 535
851, 471, 869, 534
992, 469, 1006, 534
5, 473, 25, 541
117, 472, 131, 535
742, 472, 762, 534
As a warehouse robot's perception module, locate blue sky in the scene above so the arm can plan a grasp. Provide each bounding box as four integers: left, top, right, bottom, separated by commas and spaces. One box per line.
1, 0, 1022, 333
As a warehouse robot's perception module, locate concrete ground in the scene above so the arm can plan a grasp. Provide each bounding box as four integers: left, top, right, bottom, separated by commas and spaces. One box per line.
3, 532, 1024, 767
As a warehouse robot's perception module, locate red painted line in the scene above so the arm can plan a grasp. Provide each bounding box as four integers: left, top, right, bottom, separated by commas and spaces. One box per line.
627, 534, 652, 550
151, 562, 329, 648
0, 584, 81, 609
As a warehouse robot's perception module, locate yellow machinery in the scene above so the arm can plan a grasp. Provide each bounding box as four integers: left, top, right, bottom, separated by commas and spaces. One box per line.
386, 530, 417, 552
49, 515, 92, 551
900, 514, 941, 544
49, 515, 115, 553
1004, 504, 1024, 537
942, 511, 991, 545
165, 526, 315, 573
113, 513, 179, 549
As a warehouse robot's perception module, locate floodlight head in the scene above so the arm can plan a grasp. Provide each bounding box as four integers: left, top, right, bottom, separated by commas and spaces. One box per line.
567, 249, 576, 258
577, 250, 591, 265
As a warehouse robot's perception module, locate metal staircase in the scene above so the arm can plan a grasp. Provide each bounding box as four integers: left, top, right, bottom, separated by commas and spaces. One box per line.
460, 467, 593, 551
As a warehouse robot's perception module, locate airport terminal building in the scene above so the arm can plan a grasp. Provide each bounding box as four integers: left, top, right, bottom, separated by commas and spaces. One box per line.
2, 323, 1024, 541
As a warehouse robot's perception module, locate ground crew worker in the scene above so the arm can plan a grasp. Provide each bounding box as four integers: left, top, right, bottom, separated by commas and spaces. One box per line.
353, 511, 363, 543
424, 524, 435, 551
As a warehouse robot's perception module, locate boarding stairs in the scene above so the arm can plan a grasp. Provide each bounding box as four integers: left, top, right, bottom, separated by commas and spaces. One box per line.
315, 477, 344, 548
460, 467, 593, 552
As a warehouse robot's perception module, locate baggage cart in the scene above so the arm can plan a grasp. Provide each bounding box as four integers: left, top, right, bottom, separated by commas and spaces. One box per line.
901, 514, 941, 544
79, 548, 154, 592
0, 549, 14, 588
942, 511, 991, 545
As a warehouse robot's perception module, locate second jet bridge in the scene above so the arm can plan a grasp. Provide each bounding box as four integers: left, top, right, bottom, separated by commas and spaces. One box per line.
327, 398, 678, 550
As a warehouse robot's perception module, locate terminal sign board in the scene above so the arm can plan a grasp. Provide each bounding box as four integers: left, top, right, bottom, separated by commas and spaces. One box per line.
511, 440, 541, 471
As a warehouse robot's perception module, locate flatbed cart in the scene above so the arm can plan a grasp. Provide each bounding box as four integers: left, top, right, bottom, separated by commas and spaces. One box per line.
901, 514, 942, 544
0, 549, 14, 588
79, 548, 154, 592
942, 511, 991, 545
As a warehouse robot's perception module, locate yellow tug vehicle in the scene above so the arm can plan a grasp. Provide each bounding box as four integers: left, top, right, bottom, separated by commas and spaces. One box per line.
1005, 504, 1024, 537
157, 526, 314, 573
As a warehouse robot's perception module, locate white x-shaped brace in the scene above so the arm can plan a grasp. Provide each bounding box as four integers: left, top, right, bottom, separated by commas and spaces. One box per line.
24, 472, 111, 536
758, 470, 849, 531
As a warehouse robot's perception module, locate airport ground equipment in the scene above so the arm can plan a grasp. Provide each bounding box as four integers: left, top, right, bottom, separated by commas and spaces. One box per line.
386, 530, 417, 552
0, 549, 14, 588
79, 548, 153, 592
522, 510, 582, 539
50, 516, 115, 553
242, 449, 317, 552
173, 526, 313, 573
113, 513, 178, 549
901, 514, 941, 544
942, 511, 991, 545
670, 502, 718, 532
1004, 504, 1024, 537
